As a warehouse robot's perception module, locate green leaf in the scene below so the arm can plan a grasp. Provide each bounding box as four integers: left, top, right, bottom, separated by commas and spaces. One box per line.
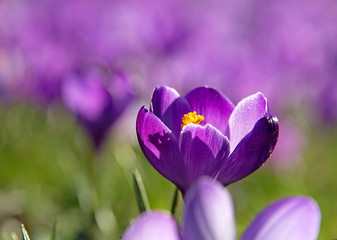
132, 169, 150, 213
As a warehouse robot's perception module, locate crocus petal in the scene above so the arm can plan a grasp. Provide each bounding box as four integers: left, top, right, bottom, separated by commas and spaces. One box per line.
150, 85, 180, 117
229, 92, 269, 152
62, 76, 110, 122
136, 106, 187, 190
179, 124, 230, 186
183, 177, 236, 240
241, 197, 321, 240
61, 74, 115, 148
151, 85, 191, 139
185, 87, 235, 136
122, 212, 181, 240
216, 115, 279, 185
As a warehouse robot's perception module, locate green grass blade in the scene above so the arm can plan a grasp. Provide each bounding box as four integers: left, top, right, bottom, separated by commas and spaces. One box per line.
10, 233, 18, 240
50, 221, 57, 240
132, 169, 150, 213
21, 224, 30, 240
170, 188, 182, 221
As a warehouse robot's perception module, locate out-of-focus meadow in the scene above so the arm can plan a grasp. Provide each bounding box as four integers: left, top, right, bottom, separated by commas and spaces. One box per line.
0, 0, 337, 239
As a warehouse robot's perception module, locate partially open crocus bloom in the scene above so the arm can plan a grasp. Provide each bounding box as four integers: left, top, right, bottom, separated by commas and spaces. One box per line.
62, 67, 133, 149
136, 86, 279, 194
122, 178, 321, 240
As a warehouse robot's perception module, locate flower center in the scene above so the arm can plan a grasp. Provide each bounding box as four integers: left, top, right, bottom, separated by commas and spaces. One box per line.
181, 111, 205, 129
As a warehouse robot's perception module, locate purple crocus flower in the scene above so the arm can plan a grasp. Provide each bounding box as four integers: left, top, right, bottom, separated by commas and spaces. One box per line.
136, 86, 279, 194
122, 178, 321, 240
62, 66, 133, 149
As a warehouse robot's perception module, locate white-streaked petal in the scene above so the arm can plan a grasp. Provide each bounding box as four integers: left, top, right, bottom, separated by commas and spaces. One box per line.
241, 196, 321, 240
229, 92, 268, 152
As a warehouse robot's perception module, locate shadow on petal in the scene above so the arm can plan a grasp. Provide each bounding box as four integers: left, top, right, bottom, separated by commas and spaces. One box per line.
137, 107, 187, 190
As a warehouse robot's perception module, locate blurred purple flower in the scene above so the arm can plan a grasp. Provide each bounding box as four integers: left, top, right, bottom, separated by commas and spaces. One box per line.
62, 66, 133, 149
136, 0, 337, 169
1, 0, 336, 123
1, 0, 336, 172
122, 178, 321, 240
0, 0, 137, 104
0, 0, 73, 103
136, 86, 279, 193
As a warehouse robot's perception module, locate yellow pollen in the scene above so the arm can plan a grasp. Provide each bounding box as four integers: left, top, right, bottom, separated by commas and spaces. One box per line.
181, 111, 205, 129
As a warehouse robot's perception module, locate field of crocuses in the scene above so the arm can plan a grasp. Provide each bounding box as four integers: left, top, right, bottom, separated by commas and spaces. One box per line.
0, 0, 337, 239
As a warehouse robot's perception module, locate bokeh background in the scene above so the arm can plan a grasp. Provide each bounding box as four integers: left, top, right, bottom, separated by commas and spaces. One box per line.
0, 0, 337, 239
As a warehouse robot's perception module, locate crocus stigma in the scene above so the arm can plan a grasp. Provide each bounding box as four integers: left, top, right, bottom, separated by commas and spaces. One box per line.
181, 111, 205, 129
